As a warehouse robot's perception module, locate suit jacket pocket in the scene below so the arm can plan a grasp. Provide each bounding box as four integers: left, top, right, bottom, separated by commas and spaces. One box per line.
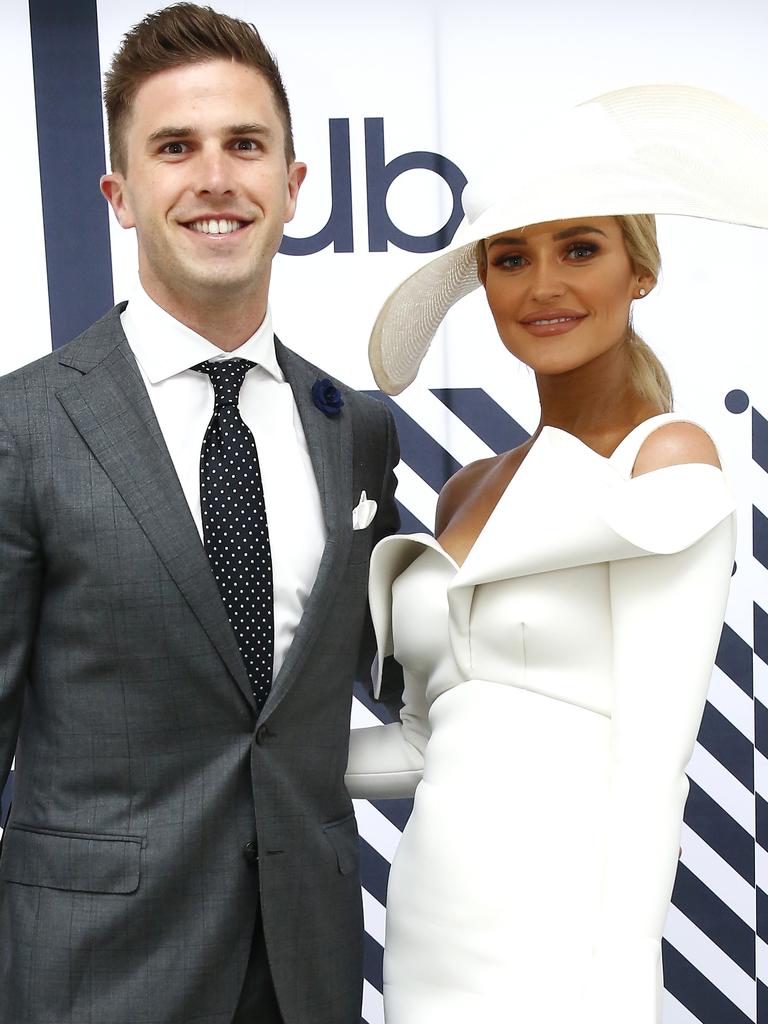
0, 825, 142, 894
322, 813, 359, 876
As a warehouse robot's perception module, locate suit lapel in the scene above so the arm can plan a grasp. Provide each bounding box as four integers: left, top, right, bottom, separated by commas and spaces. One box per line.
264, 341, 353, 715
56, 308, 256, 709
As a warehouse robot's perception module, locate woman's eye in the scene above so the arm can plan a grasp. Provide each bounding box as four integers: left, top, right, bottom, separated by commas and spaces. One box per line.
496, 253, 527, 270
566, 242, 598, 260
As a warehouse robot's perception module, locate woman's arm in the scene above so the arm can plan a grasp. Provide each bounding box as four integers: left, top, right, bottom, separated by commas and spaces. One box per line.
345, 666, 430, 799
589, 423, 735, 1021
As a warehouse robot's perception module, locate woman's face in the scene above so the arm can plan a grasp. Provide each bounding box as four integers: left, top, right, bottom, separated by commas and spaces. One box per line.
481, 216, 652, 377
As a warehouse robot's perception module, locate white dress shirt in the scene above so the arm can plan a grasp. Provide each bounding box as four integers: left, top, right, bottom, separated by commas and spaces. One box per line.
121, 285, 326, 681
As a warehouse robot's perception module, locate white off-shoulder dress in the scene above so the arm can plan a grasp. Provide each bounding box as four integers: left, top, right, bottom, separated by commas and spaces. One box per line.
346, 414, 736, 1024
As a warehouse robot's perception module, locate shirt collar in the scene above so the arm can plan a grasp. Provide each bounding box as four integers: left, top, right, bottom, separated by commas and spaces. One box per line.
121, 283, 284, 384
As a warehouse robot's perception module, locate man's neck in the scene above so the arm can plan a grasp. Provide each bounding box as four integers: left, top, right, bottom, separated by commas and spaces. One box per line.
139, 278, 269, 352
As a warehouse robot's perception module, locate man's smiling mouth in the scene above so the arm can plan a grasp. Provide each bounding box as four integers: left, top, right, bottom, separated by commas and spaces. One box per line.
184, 218, 250, 235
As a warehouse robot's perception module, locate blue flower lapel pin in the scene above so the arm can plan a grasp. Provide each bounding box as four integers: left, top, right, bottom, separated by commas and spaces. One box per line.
312, 378, 344, 417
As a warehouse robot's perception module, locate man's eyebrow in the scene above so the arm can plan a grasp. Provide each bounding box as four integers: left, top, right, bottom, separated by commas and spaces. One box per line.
147, 126, 195, 143
146, 123, 274, 143
487, 225, 608, 249
228, 122, 273, 137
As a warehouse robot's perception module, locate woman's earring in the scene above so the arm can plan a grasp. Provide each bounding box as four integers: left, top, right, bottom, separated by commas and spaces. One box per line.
638, 288, 647, 297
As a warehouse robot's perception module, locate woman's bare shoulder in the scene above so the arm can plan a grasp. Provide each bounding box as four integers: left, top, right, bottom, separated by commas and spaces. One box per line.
632, 421, 721, 477
435, 446, 529, 535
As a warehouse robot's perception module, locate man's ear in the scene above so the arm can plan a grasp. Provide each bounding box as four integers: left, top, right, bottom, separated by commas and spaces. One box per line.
284, 161, 308, 224
100, 173, 135, 229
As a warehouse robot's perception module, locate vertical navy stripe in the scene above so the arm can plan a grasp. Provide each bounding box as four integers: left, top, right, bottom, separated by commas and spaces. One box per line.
29, 0, 114, 348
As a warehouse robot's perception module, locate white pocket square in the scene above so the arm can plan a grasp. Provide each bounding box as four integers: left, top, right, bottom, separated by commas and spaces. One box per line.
352, 491, 377, 530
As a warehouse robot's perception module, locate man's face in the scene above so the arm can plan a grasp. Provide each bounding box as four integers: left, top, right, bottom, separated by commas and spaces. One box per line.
101, 59, 305, 310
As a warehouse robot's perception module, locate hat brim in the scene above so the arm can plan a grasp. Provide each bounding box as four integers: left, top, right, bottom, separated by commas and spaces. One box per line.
369, 84, 768, 395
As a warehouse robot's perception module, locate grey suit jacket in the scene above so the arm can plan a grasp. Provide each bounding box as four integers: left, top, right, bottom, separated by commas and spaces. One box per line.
0, 304, 400, 1024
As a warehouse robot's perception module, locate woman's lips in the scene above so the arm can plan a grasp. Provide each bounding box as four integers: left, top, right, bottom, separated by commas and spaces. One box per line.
519, 313, 587, 337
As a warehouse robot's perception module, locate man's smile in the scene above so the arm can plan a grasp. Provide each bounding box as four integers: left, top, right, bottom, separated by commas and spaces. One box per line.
182, 217, 252, 236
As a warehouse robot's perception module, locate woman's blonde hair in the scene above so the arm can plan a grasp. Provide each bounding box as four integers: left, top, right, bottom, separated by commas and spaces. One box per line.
476, 214, 672, 411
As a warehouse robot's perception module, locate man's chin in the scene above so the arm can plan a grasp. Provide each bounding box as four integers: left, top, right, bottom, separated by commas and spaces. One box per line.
166, 266, 259, 303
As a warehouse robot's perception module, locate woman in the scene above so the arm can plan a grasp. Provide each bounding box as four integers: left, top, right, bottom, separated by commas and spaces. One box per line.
346, 86, 768, 1023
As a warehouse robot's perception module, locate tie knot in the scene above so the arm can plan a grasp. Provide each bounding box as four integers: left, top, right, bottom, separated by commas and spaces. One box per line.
194, 358, 255, 407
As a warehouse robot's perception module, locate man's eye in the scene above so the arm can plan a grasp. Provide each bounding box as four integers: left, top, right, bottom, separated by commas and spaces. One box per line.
163, 142, 187, 155
233, 139, 259, 151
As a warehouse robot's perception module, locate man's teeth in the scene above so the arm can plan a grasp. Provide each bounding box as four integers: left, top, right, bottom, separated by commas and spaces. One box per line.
532, 317, 574, 325
189, 219, 243, 234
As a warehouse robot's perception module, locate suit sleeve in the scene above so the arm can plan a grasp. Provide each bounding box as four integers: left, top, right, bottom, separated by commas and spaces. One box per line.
587, 501, 735, 1022
0, 410, 42, 803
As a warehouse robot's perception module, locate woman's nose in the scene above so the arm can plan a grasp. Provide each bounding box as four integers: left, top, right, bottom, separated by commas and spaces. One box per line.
529, 258, 566, 301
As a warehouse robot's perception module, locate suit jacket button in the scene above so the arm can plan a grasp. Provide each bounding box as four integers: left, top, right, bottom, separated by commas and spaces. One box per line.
255, 725, 270, 745
243, 841, 259, 864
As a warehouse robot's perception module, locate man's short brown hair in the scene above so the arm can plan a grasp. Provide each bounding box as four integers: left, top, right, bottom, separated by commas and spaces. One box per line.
104, 3, 295, 173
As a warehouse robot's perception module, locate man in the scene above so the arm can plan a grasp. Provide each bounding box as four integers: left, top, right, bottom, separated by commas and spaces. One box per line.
0, 5, 399, 1023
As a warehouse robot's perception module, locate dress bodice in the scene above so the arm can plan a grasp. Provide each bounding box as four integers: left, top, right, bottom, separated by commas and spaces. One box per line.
369, 415, 735, 715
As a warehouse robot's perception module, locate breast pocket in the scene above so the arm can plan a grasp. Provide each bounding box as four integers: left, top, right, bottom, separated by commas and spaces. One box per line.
0, 825, 142, 894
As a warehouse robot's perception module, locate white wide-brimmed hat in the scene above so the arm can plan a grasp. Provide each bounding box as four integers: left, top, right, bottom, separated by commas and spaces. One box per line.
369, 84, 768, 395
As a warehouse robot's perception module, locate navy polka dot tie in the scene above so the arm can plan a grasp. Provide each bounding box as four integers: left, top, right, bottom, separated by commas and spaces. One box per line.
194, 359, 273, 712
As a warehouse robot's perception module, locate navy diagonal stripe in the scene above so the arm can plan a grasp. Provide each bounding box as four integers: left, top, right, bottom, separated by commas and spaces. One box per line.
28, 0, 114, 348
671, 863, 755, 977
363, 930, 384, 993
756, 700, 768, 760
757, 794, 768, 851
715, 623, 753, 697
353, 680, 395, 725
359, 836, 391, 908
755, 506, 768, 572
754, 407, 768, 475
372, 797, 412, 832
758, 886, 768, 942
759, 981, 768, 1024
697, 702, 754, 791
756, 603, 768, 667
662, 940, 753, 1024
366, 393, 460, 493
0, 772, 11, 828
684, 781, 754, 884
397, 502, 428, 535
430, 388, 530, 454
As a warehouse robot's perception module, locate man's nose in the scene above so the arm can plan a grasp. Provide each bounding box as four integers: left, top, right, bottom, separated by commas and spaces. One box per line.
194, 147, 234, 196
